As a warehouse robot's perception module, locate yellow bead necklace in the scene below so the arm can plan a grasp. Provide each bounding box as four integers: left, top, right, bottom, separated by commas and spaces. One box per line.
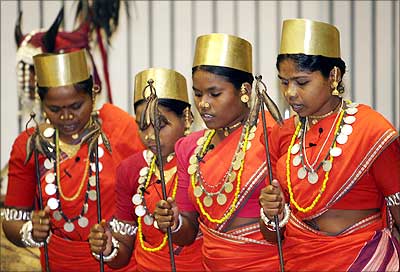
137, 155, 179, 252
286, 109, 344, 213
191, 125, 251, 224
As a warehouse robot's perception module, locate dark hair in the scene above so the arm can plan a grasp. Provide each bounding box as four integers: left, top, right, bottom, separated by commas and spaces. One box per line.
134, 98, 190, 117
37, 75, 94, 100
192, 65, 254, 90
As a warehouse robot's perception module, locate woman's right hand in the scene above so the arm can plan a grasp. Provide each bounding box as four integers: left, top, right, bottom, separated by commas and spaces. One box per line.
154, 197, 179, 233
88, 220, 113, 255
259, 179, 286, 221
31, 206, 51, 242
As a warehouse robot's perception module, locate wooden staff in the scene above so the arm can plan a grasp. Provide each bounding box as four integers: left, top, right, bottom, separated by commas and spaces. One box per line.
147, 80, 176, 272
255, 75, 285, 272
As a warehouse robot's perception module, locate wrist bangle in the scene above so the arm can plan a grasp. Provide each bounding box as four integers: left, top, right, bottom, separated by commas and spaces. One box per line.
171, 214, 183, 234
92, 236, 119, 262
260, 204, 291, 231
20, 220, 51, 247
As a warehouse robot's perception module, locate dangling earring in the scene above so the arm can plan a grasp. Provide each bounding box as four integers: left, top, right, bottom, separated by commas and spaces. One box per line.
43, 112, 51, 124
240, 84, 250, 105
90, 85, 101, 126
331, 67, 339, 96
183, 107, 193, 136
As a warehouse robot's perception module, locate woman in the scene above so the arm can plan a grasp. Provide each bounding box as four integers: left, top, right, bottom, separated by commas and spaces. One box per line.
2, 49, 144, 271
259, 19, 400, 271
88, 67, 203, 271
154, 33, 280, 271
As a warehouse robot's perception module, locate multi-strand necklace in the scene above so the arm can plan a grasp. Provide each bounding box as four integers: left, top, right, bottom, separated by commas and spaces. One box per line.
189, 123, 256, 224
286, 100, 358, 213
132, 150, 177, 252
42, 127, 104, 232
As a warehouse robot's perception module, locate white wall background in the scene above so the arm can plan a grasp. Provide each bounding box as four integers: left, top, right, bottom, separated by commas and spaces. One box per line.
1, 1, 399, 181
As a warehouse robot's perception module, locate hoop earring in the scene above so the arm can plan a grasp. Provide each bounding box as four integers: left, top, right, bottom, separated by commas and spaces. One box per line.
240, 84, 250, 105
331, 67, 339, 96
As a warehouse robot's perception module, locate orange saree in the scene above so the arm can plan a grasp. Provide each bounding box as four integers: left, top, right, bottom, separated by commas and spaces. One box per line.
270, 103, 400, 271
176, 112, 280, 271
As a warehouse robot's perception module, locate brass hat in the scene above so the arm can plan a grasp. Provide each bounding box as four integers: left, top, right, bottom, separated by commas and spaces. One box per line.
134, 68, 188, 104
279, 19, 340, 58
193, 33, 252, 73
33, 49, 90, 87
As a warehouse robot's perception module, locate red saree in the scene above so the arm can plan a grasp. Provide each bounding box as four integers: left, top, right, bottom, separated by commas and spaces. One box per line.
270, 103, 400, 271
176, 112, 280, 271
115, 151, 203, 272
6, 103, 144, 271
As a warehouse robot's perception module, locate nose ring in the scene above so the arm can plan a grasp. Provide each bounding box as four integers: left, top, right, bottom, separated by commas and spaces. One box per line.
145, 134, 155, 141
199, 101, 210, 109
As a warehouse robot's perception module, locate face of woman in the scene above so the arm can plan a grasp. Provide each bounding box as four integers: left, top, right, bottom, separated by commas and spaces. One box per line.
192, 69, 247, 129
42, 85, 92, 141
135, 104, 185, 159
278, 59, 337, 117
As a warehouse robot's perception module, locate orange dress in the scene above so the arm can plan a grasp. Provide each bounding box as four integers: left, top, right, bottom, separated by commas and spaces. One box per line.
176, 112, 280, 271
270, 103, 400, 271
115, 151, 203, 271
5, 103, 144, 271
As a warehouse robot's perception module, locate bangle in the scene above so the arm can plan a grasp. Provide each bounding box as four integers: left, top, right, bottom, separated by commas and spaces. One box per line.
92, 236, 119, 262
260, 204, 291, 231
171, 214, 183, 234
20, 220, 51, 247
1, 208, 32, 221
109, 218, 137, 236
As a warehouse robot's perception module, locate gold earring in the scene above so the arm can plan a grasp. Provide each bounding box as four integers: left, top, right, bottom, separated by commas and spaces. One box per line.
240, 84, 250, 104
43, 112, 51, 124
183, 107, 193, 136
331, 67, 339, 96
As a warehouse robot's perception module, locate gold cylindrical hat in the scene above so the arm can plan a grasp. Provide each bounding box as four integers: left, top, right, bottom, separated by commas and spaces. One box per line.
134, 68, 188, 104
33, 49, 90, 87
279, 19, 340, 58
193, 33, 252, 73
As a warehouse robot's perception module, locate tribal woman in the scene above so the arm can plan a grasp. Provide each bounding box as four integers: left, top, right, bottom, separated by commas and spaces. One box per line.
259, 19, 400, 271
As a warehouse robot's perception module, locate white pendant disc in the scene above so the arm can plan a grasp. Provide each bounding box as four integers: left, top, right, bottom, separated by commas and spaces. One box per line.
144, 214, 154, 226
44, 159, 54, 170
45, 173, 55, 183
78, 216, 89, 228
83, 203, 89, 214
336, 134, 348, 145
139, 167, 149, 177
341, 124, 353, 136
187, 164, 197, 175
64, 221, 75, 232
52, 210, 62, 221
189, 155, 198, 164
330, 147, 342, 157
291, 143, 300, 154
217, 194, 227, 205
346, 107, 358, 115
193, 186, 203, 197
138, 176, 146, 185
246, 142, 251, 151
224, 182, 234, 193
343, 115, 356, 124
292, 155, 302, 167
47, 197, 59, 210
89, 176, 96, 187
196, 137, 206, 145
322, 160, 332, 172
88, 190, 97, 201
45, 183, 57, 196
97, 147, 104, 158
153, 220, 159, 229
135, 205, 146, 217
97, 135, 103, 145
43, 127, 55, 138
132, 194, 142, 205
203, 196, 213, 207
307, 171, 319, 184
90, 162, 103, 173
297, 167, 307, 180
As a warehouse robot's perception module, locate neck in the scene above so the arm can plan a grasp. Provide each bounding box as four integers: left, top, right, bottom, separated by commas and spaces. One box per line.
308, 98, 343, 126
